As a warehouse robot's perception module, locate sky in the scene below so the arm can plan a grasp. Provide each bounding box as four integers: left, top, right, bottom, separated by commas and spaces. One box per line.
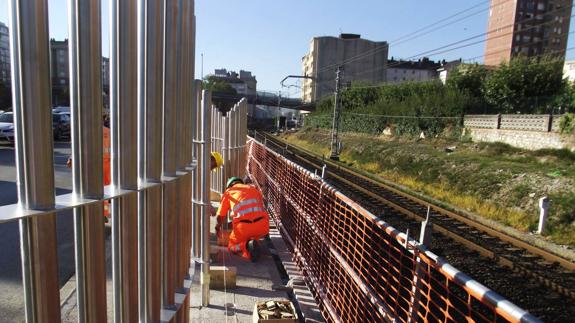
1, 0, 575, 96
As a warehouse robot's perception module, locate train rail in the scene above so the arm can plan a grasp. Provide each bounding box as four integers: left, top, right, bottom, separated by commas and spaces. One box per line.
254, 131, 575, 322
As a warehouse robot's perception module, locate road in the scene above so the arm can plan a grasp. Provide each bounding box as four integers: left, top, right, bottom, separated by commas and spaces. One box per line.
0, 141, 75, 323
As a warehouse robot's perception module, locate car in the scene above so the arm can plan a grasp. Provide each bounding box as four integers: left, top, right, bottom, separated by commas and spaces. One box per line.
0, 112, 15, 142
52, 106, 70, 114
53, 112, 71, 140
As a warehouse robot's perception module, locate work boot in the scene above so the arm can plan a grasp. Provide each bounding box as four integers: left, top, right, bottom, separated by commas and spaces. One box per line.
246, 240, 260, 262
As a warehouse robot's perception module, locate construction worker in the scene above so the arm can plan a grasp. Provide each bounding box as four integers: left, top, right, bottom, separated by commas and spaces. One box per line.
214, 177, 269, 261
67, 116, 111, 217
211, 151, 223, 171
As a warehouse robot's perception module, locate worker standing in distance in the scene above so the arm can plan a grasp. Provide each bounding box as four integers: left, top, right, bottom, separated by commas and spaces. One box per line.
213, 177, 269, 261
210, 151, 223, 171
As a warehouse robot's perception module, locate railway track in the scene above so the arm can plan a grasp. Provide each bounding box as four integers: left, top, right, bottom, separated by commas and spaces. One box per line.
255, 132, 575, 322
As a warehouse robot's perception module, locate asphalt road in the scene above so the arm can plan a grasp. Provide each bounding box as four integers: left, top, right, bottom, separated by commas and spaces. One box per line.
0, 141, 75, 323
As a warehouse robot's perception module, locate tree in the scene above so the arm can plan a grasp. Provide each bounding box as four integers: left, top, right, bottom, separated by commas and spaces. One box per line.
482, 56, 565, 113
446, 63, 488, 99
202, 75, 237, 94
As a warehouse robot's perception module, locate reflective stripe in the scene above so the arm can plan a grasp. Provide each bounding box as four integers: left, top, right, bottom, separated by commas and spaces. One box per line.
232, 198, 261, 213
233, 206, 264, 219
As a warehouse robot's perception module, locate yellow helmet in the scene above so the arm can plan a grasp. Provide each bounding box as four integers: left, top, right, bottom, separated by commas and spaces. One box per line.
211, 151, 224, 168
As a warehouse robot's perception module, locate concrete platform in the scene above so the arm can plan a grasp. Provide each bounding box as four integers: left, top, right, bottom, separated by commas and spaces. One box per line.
189, 201, 324, 323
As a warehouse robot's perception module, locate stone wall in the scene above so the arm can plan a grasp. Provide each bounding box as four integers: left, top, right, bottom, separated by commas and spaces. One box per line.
467, 128, 575, 151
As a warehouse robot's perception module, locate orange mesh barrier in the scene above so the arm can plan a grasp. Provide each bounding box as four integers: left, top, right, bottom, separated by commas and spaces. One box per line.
246, 139, 539, 323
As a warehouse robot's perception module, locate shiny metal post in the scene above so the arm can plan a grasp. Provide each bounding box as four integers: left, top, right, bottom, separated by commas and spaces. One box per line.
200, 90, 212, 306
9, 1, 61, 321
162, 0, 181, 307
137, 0, 165, 321
192, 80, 203, 259
68, 0, 107, 321
110, 0, 139, 321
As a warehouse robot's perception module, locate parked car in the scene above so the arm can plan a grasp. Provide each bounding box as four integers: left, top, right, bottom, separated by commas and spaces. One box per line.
52, 106, 70, 114
0, 112, 15, 142
53, 112, 71, 140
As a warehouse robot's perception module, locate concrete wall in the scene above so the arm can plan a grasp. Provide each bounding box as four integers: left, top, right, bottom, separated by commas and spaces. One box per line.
468, 128, 574, 151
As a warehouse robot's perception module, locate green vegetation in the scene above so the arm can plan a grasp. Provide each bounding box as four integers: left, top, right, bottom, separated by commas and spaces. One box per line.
559, 113, 575, 134
282, 128, 575, 246
307, 56, 574, 138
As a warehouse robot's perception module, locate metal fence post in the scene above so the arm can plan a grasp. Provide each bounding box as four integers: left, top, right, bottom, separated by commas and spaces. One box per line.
110, 0, 139, 321
9, 1, 61, 321
137, 0, 165, 320
162, 0, 182, 308
68, 0, 107, 321
192, 79, 203, 259
200, 90, 212, 306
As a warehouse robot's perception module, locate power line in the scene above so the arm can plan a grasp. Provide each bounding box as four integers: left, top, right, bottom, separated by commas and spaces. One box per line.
313, 0, 572, 77
310, 9, 575, 91
314, 0, 514, 75
389, 0, 492, 43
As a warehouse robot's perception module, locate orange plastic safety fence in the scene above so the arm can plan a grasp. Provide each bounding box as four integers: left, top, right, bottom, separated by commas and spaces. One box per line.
247, 139, 533, 323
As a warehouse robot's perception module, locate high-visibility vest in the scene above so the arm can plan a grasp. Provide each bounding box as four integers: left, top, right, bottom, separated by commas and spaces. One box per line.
217, 184, 268, 223
103, 127, 111, 186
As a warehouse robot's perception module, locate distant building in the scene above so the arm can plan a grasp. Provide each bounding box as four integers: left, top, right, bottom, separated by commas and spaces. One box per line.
212, 68, 258, 115
50, 39, 69, 90
302, 34, 388, 102
437, 60, 462, 84
0, 22, 10, 84
102, 57, 110, 90
484, 0, 572, 66
212, 68, 257, 97
386, 57, 441, 84
563, 60, 575, 82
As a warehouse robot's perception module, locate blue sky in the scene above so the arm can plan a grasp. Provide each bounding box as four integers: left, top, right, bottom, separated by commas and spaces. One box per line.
1, 0, 575, 96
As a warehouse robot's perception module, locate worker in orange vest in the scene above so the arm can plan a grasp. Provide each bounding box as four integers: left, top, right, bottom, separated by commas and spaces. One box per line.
214, 177, 269, 261
67, 119, 111, 217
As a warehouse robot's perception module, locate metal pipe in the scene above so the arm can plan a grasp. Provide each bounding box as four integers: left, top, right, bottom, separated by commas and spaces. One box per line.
200, 90, 212, 306
110, 0, 139, 321
162, 0, 181, 307
137, 0, 165, 321
9, 0, 60, 321
68, 0, 107, 321
192, 80, 203, 259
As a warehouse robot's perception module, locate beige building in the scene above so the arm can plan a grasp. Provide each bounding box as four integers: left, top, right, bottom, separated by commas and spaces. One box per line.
484, 0, 572, 66
302, 34, 388, 102
563, 60, 575, 82
386, 58, 441, 84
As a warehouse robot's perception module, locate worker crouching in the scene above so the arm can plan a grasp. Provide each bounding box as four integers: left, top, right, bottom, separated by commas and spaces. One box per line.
214, 177, 269, 262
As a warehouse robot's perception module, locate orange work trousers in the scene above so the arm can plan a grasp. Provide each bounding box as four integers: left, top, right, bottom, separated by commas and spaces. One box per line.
228, 219, 269, 260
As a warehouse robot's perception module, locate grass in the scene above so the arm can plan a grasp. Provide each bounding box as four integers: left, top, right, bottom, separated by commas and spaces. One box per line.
281, 128, 575, 246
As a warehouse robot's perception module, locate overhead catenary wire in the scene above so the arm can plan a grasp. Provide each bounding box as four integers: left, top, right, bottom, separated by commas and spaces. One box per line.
312, 1, 573, 80
310, 9, 575, 91
315, 0, 513, 75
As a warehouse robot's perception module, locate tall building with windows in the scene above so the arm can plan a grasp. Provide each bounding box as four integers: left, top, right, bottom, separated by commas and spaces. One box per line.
301, 34, 388, 102
0, 22, 10, 84
484, 0, 572, 66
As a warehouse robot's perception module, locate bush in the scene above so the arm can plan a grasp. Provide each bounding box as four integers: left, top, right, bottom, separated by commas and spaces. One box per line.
308, 81, 468, 137
559, 113, 575, 134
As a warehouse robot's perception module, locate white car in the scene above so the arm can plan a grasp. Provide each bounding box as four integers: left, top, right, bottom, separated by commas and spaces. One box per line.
0, 112, 15, 142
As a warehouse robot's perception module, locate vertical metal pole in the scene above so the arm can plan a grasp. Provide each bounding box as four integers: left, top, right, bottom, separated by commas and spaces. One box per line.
137, 0, 165, 321
162, 0, 181, 308
222, 111, 229, 189
192, 79, 202, 259
68, 0, 107, 321
330, 66, 342, 161
110, 0, 139, 321
200, 90, 212, 306
9, 0, 60, 322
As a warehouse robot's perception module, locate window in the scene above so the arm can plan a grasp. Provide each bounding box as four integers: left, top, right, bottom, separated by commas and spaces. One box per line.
60, 79, 66, 84
537, 3, 545, 10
